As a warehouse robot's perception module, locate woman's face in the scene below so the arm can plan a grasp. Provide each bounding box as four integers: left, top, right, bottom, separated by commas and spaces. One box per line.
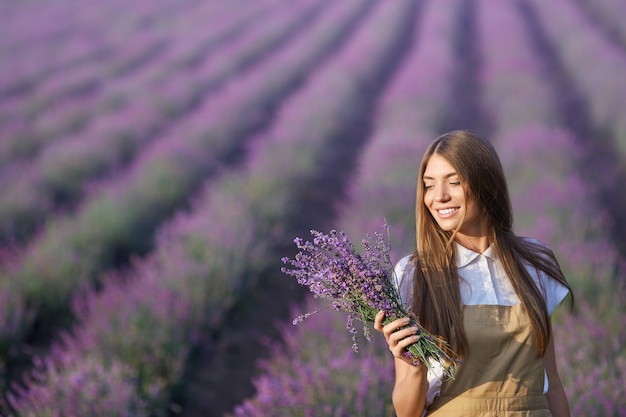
423, 153, 487, 238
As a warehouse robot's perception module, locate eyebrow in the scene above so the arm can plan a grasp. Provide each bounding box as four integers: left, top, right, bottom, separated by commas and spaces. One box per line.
423, 172, 458, 180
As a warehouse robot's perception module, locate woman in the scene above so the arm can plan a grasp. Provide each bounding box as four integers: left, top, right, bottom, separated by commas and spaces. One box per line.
374, 130, 572, 416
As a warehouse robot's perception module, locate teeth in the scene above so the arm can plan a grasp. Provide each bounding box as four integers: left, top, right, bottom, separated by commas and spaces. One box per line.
438, 208, 456, 215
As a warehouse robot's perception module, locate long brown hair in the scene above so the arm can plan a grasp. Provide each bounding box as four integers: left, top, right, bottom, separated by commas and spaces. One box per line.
408, 130, 571, 358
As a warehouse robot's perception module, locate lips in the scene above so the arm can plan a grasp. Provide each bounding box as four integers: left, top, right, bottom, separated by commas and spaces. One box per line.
437, 207, 459, 218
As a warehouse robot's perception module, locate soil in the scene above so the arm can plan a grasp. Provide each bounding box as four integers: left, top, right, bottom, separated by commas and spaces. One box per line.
172, 266, 309, 417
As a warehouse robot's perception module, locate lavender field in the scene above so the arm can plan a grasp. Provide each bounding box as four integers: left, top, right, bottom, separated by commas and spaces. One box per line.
0, 0, 625, 416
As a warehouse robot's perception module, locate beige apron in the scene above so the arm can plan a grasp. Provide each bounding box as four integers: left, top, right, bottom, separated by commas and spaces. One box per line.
427, 303, 551, 417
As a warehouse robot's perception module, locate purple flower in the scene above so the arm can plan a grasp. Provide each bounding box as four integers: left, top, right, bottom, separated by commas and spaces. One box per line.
282, 224, 460, 379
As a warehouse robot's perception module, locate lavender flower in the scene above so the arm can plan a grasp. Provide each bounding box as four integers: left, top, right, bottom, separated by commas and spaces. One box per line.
282, 225, 459, 379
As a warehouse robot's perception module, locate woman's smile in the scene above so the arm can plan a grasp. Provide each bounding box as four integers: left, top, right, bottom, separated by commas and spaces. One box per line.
423, 153, 488, 242
436, 207, 460, 218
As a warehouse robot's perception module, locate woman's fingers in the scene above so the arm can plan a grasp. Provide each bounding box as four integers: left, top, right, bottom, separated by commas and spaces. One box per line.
382, 316, 411, 336
389, 332, 421, 365
375, 313, 421, 365
384, 318, 418, 349
376, 312, 420, 363
374, 310, 386, 332
388, 326, 419, 346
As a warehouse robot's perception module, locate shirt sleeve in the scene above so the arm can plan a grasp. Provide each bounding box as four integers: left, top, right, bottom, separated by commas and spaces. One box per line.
424, 360, 445, 409
520, 237, 570, 315
394, 255, 414, 310
541, 269, 569, 315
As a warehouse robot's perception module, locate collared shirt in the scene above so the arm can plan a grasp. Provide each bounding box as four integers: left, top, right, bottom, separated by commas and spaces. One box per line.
393, 240, 569, 407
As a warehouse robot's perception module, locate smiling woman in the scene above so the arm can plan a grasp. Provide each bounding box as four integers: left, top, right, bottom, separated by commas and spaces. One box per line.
374, 130, 574, 417
422, 153, 487, 252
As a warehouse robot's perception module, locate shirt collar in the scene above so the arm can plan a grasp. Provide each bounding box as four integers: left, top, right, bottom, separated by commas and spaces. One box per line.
455, 242, 496, 268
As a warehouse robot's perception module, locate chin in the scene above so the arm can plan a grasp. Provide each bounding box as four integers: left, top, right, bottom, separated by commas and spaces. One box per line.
436, 223, 458, 232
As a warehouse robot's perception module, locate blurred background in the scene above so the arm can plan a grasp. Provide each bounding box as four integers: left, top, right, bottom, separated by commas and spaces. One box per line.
0, 0, 624, 415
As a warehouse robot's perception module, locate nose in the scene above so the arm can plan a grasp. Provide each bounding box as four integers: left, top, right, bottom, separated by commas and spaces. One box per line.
434, 185, 450, 202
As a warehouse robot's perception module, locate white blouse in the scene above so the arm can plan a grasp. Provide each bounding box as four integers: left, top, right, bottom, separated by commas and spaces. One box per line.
393, 240, 570, 406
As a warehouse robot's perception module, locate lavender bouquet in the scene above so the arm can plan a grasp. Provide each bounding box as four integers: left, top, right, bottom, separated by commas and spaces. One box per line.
281, 226, 459, 379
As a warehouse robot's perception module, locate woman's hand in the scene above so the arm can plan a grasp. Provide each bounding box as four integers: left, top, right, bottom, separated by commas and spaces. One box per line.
374, 310, 421, 366
375, 311, 428, 416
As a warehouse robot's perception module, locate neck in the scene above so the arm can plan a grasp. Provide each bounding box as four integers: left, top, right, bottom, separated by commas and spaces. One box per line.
454, 233, 490, 253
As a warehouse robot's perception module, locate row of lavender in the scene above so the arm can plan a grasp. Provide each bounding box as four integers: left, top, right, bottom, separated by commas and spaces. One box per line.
574, 0, 626, 51
233, 0, 460, 414
481, 4, 625, 414
0, 0, 296, 244
232, 0, 626, 415
0, 0, 345, 365
0, 0, 267, 107
0, 0, 178, 97
4, 0, 417, 414
527, 0, 626, 159
0, 0, 357, 403
0, 0, 212, 160
1, 0, 625, 414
